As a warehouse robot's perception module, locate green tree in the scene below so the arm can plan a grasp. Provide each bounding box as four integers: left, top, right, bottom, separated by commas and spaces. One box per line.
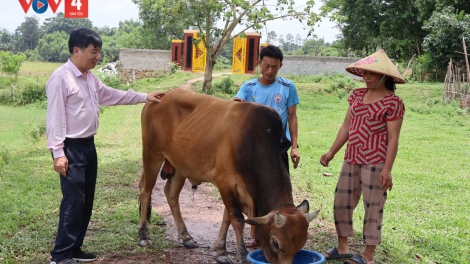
295, 34, 302, 50
218, 38, 233, 67
132, 0, 186, 50
416, 0, 470, 23
41, 12, 93, 35
101, 35, 121, 63
0, 51, 27, 99
378, 0, 426, 60
302, 38, 325, 55
337, 0, 380, 56
114, 19, 145, 49
422, 6, 470, 79
284, 33, 294, 52
35, 31, 69, 62
16, 16, 42, 51
321, 0, 470, 63
278, 34, 285, 49
266, 30, 277, 44
0, 30, 23, 53
93, 25, 117, 37
0, 29, 13, 51
137, 0, 320, 93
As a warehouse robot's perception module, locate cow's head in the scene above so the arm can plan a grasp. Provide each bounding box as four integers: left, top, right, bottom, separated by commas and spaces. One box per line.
240, 200, 319, 264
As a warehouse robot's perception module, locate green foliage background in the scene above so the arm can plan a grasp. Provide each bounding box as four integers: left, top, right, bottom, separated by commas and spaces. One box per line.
1, 62, 469, 263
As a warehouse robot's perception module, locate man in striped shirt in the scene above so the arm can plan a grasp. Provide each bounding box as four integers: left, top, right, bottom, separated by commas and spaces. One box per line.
46, 28, 164, 264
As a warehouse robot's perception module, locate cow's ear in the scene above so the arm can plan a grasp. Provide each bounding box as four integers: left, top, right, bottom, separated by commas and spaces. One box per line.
239, 212, 274, 226
296, 200, 309, 213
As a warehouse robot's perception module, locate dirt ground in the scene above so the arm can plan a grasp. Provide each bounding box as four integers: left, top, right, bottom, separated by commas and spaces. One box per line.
94, 176, 349, 264
95, 177, 258, 264
150, 179, 258, 264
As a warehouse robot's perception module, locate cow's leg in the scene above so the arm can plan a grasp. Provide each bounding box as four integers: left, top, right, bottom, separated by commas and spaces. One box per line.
218, 192, 249, 264
229, 210, 249, 264
164, 172, 198, 248
138, 154, 164, 247
214, 207, 233, 264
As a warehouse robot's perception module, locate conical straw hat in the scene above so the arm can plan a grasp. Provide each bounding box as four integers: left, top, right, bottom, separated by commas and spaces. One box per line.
346, 49, 405, 84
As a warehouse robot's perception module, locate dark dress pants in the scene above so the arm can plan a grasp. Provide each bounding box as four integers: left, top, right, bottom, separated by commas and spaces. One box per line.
50, 139, 97, 261
281, 150, 290, 174
280, 136, 292, 175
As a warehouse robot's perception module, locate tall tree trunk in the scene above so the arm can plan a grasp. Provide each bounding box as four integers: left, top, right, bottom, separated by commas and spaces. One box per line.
415, 38, 421, 56
203, 62, 213, 93
202, 10, 213, 93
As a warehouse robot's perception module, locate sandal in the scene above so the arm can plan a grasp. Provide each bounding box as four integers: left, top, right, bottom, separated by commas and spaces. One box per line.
344, 254, 376, 264
324, 247, 354, 260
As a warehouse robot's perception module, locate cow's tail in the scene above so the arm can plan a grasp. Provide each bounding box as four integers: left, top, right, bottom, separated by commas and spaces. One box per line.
139, 196, 152, 222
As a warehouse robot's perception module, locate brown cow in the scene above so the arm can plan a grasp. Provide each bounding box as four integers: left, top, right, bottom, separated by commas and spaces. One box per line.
138, 88, 319, 264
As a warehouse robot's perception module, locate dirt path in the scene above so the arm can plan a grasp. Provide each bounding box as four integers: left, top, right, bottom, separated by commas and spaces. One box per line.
150, 178, 258, 264
179, 72, 232, 90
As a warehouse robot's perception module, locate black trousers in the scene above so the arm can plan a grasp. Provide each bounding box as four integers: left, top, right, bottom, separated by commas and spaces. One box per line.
50, 138, 97, 261
280, 137, 292, 175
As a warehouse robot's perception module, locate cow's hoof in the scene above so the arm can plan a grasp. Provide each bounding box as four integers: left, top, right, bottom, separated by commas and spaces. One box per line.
139, 239, 152, 247
182, 238, 198, 248
215, 255, 233, 264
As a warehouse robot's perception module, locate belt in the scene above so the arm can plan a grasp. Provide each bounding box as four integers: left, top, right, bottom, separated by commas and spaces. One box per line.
64, 136, 94, 144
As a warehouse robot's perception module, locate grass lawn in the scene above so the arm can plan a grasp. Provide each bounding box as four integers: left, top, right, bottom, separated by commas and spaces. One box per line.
0, 65, 469, 263
18, 61, 64, 77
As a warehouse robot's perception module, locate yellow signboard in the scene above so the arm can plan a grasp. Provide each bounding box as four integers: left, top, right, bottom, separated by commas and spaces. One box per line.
232, 36, 246, 74
192, 33, 206, 72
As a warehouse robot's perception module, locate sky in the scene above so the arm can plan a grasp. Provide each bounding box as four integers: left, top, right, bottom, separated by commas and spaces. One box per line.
0, 0, 341, 44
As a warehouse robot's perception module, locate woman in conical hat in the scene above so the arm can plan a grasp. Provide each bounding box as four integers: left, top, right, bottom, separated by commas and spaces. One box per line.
319, 50, 405, 264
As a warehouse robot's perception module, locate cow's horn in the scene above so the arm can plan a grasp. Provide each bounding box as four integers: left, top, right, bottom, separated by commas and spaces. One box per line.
305, 209, 320, 223
240, 212, 273, 226
274, 211, 287, 228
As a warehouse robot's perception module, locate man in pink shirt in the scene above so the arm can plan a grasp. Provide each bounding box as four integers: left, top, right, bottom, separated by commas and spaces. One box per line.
46, 28, 164, 264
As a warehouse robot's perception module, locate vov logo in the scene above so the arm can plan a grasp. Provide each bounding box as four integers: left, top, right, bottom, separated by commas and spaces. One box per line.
18, 0, 88, 18
18, 0, 62, 14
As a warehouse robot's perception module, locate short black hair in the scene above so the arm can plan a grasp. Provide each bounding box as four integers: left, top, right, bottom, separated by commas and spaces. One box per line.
260, 45, 283, 62
68, 28, 102, 54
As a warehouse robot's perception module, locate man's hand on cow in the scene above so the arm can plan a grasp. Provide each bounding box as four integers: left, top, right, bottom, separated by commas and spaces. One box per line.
53, 156, 69, 177
233, 98, 246, 102
319, 152, 334, 167
290, 148, 300, 169
147, 91, 166, 103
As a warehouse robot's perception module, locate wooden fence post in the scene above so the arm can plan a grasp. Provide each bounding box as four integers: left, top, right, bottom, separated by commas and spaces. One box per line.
463, 35, 470, 90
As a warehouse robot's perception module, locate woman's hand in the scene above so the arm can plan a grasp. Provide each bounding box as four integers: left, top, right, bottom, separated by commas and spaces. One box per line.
379, 169, 393, 191
320, 152, 335, 167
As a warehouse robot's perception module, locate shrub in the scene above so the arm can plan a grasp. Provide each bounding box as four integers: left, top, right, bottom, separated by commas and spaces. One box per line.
213, 76, 235, 94
0, 145, 11, 165
0, 76, 47, 106
170, 62, 182, 74
214, 56, 232, 71
24, 49, 44, 62
28, 123, 46, 141
99, 73, 123, 89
